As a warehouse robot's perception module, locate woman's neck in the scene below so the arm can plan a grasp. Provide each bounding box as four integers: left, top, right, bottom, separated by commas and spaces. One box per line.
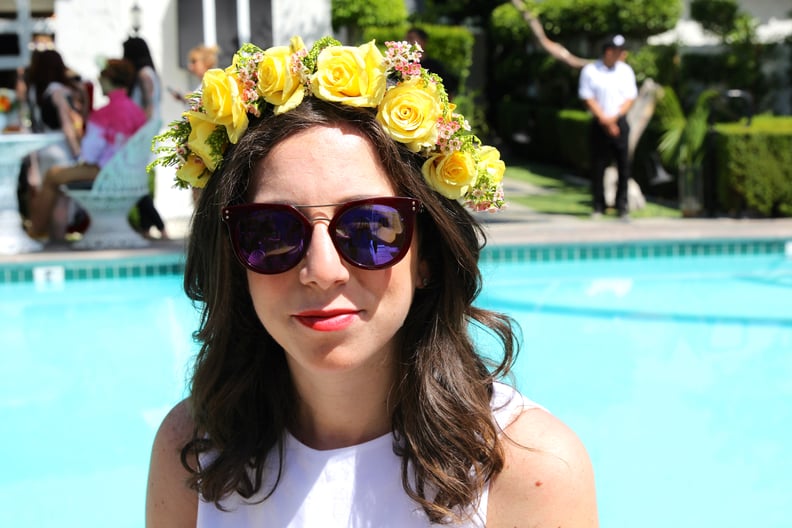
288, 361, 396, 450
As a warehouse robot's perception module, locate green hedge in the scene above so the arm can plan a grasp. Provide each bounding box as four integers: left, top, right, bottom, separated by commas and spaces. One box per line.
556, 109, 592, 173
497, 101, 591, 172
496, 101, 564, 165
712, 116, 792, 216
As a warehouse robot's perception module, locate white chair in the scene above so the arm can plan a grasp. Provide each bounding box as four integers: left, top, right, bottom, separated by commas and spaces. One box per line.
63, 118, 162, 249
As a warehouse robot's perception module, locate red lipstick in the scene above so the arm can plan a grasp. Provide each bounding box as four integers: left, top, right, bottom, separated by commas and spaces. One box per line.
293, 309, 359, 332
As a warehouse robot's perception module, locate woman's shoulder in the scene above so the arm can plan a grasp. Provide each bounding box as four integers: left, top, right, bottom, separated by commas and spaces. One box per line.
156, 399, 195, 442
138, 65, 160, 81
43, 81, 67, 97
146, 399, 198, 528
487, 385, 599, 526
490, 381, 545, 431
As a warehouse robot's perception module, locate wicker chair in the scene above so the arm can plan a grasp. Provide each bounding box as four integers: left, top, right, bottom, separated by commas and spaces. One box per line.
63, 118, 161, 249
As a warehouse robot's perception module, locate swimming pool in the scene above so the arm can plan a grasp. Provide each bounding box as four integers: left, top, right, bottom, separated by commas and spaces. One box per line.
1, 241, 790, 527
0, 268, 199, 528
478, 248, 792, 528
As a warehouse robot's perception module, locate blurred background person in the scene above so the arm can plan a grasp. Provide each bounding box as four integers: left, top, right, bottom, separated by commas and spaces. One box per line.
187, 44, 219, 83
122, 36, 168, 239
578, 34, 637, 219
180, 44, 219, 204
26, 49, 86, 176
26, 59, 147, 240
24, 49, 88, 240
123, 36, 160, 120
169, 43, 219, 101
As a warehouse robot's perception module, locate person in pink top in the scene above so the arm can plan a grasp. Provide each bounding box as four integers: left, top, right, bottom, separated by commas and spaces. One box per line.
27, 58, 148, 239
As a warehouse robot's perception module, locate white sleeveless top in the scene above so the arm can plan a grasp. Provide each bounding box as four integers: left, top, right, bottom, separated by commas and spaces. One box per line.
197, 382, 541, 527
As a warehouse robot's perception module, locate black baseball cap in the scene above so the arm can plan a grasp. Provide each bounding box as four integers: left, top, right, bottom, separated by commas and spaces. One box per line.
603, 34, 626, 51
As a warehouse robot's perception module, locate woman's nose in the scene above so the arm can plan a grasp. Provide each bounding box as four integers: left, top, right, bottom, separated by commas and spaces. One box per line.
299, 223, 350, 288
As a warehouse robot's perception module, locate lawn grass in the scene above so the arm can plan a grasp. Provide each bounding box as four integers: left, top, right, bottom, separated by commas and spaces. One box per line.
504, 160, 682, 219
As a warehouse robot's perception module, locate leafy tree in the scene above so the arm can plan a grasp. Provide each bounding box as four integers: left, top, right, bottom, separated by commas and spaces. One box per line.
690, 0, 739, 36
418, 0, 505, 25
690, 0, 756, 44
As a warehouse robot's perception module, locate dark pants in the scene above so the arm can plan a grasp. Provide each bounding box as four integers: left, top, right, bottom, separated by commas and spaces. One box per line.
136, 194, 165, 232
589, 117, 630, 214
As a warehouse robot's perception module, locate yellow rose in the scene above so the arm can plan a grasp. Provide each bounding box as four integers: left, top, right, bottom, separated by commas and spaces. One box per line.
257, 38, 305, 114
376, 79, 442, 152
311, 41, 386, 107
176, 154, 211, 188
422, 151, 477, 200
477, 146, 505, 184
200, 68, 249, 143
186, 111, 225, 171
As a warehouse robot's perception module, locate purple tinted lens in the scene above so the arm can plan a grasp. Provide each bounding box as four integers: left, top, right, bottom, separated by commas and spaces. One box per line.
235, 209, 307, 273
225, 197, 418, 274
334, 203, 408, 268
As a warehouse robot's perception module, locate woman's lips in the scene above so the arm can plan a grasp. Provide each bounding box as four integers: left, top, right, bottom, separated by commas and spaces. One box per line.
293, 309, 360, 332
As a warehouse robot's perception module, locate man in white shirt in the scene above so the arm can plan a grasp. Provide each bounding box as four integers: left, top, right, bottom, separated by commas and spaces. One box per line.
578, 34, 637, 218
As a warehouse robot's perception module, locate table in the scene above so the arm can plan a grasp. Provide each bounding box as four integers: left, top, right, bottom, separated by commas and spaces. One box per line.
0, 132, 65, 254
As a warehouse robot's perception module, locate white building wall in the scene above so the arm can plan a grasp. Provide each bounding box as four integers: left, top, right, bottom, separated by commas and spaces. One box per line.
272, 0, 331, 46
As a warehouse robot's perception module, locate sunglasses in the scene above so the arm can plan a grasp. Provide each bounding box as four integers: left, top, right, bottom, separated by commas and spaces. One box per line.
222, 196, 421, 274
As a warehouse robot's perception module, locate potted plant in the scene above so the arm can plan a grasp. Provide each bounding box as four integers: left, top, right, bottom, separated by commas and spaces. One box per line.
655, 86, 719, 216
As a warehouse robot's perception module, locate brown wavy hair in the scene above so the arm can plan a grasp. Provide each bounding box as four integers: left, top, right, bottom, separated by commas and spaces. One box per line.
182, 98, 519, 523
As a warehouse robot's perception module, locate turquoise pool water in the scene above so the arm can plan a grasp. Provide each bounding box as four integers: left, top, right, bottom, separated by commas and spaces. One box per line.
1, 246, 790, 527
0, 273, 199, 527
478, 252, 792, 528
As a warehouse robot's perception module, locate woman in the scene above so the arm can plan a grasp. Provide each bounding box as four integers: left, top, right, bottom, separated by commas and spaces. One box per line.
170, 44, 220, 104
25, 49, 88, 238
122, 36, 161, 120
182, 43, 219, 205
26, 49, 86, 160
187, 43, 219, 83
122, 36, 168, 239
146, 37, 597, 527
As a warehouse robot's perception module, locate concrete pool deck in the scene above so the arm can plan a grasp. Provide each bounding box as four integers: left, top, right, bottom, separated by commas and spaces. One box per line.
475, 206, 792, 247
473, 178, 792, 247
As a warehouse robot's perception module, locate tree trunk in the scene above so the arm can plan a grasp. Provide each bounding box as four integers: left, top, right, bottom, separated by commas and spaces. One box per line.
510, 0, 591, 70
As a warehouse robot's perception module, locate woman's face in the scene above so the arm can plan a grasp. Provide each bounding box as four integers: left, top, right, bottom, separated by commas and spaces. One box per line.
245, 125, 425, 381
188, 53, 208, 78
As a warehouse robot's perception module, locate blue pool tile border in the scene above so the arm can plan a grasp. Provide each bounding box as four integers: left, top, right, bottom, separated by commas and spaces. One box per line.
480, 238, 790, 264
0, 253, 186, 284
2, 238, 789, 284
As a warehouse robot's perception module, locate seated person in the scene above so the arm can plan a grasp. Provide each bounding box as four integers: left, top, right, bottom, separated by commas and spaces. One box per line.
27, 58, 148, 239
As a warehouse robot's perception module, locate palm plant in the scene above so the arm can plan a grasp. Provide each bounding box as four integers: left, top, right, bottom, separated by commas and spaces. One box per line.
655, 86, 719, 214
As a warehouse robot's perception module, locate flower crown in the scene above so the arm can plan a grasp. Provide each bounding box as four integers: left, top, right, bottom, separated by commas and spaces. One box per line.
150, 36, 506, 212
